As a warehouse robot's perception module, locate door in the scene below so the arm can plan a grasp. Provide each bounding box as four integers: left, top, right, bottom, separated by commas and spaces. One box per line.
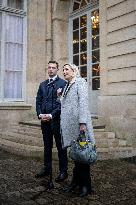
69, 2, 100, 114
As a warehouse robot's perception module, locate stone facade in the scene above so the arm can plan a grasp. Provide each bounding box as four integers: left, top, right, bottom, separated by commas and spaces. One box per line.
99, 0, 136, 145
0, 0, 136, 150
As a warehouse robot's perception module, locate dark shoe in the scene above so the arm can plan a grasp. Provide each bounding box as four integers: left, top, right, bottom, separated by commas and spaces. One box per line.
55, 172, 68, 183
79, 186, 91, 197
35, 167, 50, 178
63, 183, 77, 193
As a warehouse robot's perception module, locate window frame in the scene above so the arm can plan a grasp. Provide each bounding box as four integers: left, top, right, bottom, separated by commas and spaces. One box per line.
0, 0, 27, 102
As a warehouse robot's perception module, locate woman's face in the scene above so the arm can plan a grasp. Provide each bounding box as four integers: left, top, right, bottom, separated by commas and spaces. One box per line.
63, 65, 75, 81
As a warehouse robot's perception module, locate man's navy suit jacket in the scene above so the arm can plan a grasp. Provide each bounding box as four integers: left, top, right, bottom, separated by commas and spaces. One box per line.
36, 76, 66, 121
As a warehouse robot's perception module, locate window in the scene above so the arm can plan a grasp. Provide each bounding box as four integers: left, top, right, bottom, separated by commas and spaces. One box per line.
70, 0, 100, 90
0, 0, 26, 101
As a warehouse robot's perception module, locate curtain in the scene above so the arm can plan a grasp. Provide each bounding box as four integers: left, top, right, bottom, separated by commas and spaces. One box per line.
4, 14, 23, 98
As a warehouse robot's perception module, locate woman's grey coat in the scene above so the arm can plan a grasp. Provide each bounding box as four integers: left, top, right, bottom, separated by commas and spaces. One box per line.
60, 77, 95, 148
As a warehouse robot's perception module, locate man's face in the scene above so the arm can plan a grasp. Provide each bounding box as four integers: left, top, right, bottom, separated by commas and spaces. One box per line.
48, 63, 58, 77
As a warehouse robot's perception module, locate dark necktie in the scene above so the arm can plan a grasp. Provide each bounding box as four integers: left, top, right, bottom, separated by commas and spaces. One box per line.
50, 78, 53, 83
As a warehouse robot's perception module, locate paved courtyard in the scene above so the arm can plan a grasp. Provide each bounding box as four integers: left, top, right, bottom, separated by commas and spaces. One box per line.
0, 148, 136, 205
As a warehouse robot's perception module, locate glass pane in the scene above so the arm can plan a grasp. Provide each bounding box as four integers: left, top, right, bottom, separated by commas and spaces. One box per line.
91, 10, 99, 35
92, 35, 99, 50
5, 43, 23, 71
92, 64, 100, 77
92, 50, 99, 63
73, 30, 79, 54
80, 15, 87, 27
80, 66, 87, 78
80, 53, 87, 65
6, 15, 23, 43
92, 77, 100, 90
73, 55, 79, 66
73, 18, 79, 30
80, 27, 87, 39
73, 2, 80, 11
7, 0, 24, 10
80, 0, 87, 7
4, 71, 22, 98
80, 39, 87, 52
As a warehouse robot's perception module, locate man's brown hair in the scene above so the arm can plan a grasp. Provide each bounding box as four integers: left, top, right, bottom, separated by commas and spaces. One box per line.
48, 61, 59, 69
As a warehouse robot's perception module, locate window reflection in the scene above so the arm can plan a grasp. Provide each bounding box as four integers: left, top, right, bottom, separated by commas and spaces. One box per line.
80, 0, 87, 7
80, 39, 87, 52
92, 64, 100, 77
80, 66, 87, 78
73, 18, 79, 30
92, 50, 99, 63
80, 15, 87, 27
92, 78, 100, 90
92, 35, 99, 50
73, 55, 79, 66
80, 27, 87, 39
91, 10, 99, 36
80, 53, 87, 65
73, 30, 79, 54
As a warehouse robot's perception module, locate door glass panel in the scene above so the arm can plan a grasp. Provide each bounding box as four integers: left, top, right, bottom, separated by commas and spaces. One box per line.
92, 77, 100, 90
92, 50, 99, 63
73, 55, 79, 66
73, 30, 79, 54
80, 52, 87, 65
92, 64, 100, 77
73, 18, 79, 30
80, 39, 87, 52
91, 10, 99, 35
80, 66, 87, 78
92, 35, 99, 50
80, 27, 87, 39
81, 0, 87, 7
80, 15, 87, 27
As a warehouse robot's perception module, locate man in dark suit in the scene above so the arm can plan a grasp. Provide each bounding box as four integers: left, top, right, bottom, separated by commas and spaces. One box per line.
35, 61, 68, 182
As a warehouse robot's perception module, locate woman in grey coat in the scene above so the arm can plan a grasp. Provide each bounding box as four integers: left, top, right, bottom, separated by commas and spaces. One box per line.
59, 63, 95, 197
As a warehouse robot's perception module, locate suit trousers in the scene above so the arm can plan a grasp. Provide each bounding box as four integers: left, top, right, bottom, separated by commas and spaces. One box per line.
41, 120, 68, 173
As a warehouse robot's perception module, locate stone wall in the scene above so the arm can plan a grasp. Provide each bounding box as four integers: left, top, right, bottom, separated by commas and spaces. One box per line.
99, 0, 136, 145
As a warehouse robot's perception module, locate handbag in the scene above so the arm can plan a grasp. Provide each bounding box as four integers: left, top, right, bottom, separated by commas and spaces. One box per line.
69, 131, 97, 165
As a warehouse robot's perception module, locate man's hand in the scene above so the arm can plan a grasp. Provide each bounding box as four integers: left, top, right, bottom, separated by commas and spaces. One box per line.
40, 114, 52, 122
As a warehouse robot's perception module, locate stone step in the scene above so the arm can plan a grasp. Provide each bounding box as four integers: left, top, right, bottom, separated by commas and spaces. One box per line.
9, 126, 42, 138
0, 138, 43, 158
108, 147, 136, 159
0, 137, 135, 161
1, 131, 43, 147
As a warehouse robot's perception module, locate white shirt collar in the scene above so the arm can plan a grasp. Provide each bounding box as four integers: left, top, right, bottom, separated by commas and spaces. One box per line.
49, 75, 57, 81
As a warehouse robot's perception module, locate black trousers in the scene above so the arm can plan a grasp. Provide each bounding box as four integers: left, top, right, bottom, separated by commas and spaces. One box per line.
41, 120, 68, 173
72, 162, 91, 190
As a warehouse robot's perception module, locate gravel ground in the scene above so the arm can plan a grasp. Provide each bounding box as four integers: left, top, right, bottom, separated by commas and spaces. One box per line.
0, 148, 136, 205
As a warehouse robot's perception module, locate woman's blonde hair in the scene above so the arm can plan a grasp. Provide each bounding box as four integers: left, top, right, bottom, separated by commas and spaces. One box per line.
63, 63, 80, 77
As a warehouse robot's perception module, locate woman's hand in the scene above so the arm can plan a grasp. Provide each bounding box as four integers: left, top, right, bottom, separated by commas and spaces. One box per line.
79, 123, 87, 132
57, 88, 62, 97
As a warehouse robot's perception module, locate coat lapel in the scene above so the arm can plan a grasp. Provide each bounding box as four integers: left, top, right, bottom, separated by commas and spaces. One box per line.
62, 77, 76, 98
